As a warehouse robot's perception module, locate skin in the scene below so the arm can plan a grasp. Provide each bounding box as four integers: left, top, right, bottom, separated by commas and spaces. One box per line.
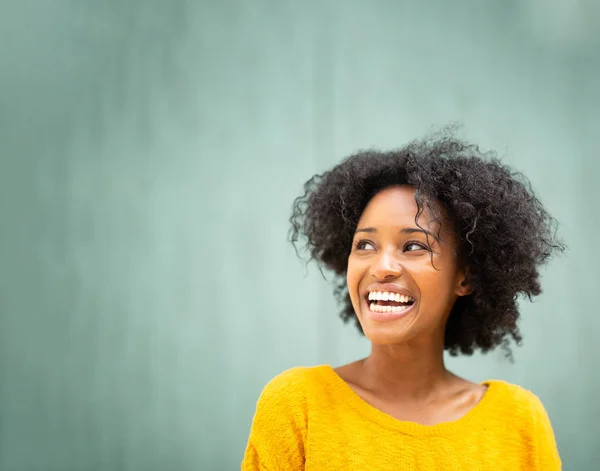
334, 185, 487, 426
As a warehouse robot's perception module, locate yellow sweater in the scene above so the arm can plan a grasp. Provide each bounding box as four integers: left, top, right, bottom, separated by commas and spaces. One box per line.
241, 365, 561, 470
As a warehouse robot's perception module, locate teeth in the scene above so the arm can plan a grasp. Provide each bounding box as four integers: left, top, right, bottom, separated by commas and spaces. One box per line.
369, 303, 412, 314
368, 291, 414, 302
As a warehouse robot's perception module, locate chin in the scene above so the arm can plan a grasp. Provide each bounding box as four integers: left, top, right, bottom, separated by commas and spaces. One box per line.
359, 318, 418, 346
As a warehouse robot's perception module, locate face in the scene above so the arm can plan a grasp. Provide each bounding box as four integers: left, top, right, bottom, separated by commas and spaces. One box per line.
347, 185, 471, 346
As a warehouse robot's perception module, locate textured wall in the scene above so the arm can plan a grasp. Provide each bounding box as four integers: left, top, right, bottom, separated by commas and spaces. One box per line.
0, 1, 598, 469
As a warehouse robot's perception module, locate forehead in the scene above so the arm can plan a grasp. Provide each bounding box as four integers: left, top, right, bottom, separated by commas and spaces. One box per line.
358, 185, 434, 226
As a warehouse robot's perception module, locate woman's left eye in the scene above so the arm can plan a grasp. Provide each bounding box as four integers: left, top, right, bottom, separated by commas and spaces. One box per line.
404, 242, 428, 252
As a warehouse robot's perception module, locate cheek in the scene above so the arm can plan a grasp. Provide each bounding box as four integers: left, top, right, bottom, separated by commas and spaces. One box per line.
416, 266, 459, 307
346, 258, 363, 307
406, 259, 445, 287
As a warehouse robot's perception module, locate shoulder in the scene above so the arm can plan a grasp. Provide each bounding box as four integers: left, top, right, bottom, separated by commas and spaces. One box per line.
485, 380, 561, 468
485, 379, 552, 423
258, 365, 324, 399
246, 366, 328, 448
261, 365, 318, 391
243, 366, 327, 469
254, 365, 330, 415
487, 380, 545, 406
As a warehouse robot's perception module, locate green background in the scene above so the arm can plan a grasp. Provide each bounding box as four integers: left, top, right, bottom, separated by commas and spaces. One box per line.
1, 1, 598, 469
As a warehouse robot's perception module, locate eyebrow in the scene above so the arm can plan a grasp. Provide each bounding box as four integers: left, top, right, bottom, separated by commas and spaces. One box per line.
354, 226, 440, 241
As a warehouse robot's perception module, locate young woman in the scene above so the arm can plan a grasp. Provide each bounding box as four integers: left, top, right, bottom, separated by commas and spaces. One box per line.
241, 132, 564, 470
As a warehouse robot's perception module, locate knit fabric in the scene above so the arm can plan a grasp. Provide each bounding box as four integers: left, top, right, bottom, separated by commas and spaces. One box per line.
241, 365, 561, 470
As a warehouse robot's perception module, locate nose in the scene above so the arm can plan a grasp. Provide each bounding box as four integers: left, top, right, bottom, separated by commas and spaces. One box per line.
371, 249, 402, 281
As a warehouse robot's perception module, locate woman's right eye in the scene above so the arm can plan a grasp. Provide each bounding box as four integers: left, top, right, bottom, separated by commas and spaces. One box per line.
354, 240, 375, 251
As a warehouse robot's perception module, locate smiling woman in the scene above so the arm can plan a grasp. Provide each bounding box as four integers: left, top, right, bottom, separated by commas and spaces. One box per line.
241, 129, 565, 470
347, 186, 472, 346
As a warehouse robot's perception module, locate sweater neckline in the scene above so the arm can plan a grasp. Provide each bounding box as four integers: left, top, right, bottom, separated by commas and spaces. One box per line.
316, 364, 505, 437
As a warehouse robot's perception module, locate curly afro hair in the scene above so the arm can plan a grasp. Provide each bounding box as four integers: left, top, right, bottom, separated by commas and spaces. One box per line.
290, 130, 564, 356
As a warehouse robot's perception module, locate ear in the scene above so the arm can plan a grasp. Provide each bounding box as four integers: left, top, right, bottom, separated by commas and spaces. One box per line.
455, 268, 472, 297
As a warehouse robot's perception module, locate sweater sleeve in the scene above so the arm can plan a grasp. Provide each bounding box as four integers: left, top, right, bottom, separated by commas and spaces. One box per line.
530, 393, 562, 470
241, 368, 308, 471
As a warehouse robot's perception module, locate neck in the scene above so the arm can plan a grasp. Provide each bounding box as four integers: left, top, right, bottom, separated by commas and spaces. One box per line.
361, 335, 452, 402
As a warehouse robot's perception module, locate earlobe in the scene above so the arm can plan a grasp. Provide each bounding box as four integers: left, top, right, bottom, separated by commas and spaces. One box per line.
456, 279, 473, 296
456, 269, 472, 296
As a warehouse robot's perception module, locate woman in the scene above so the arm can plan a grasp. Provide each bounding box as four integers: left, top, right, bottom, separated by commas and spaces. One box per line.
241, 131, 564, 470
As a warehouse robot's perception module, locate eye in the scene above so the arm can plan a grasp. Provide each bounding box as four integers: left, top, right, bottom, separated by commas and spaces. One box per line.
404, 241, 429, 252
354, 239, 376, 251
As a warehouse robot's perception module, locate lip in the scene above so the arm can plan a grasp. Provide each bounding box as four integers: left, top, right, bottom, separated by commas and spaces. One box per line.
363, 283, 417, 322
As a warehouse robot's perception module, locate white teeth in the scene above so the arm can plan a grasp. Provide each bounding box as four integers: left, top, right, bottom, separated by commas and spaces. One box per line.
369, 303, 412, 314
368, 291, 414, 302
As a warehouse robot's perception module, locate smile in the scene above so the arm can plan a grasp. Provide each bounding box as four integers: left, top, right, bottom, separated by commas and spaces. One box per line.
364, 290, 416, 321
